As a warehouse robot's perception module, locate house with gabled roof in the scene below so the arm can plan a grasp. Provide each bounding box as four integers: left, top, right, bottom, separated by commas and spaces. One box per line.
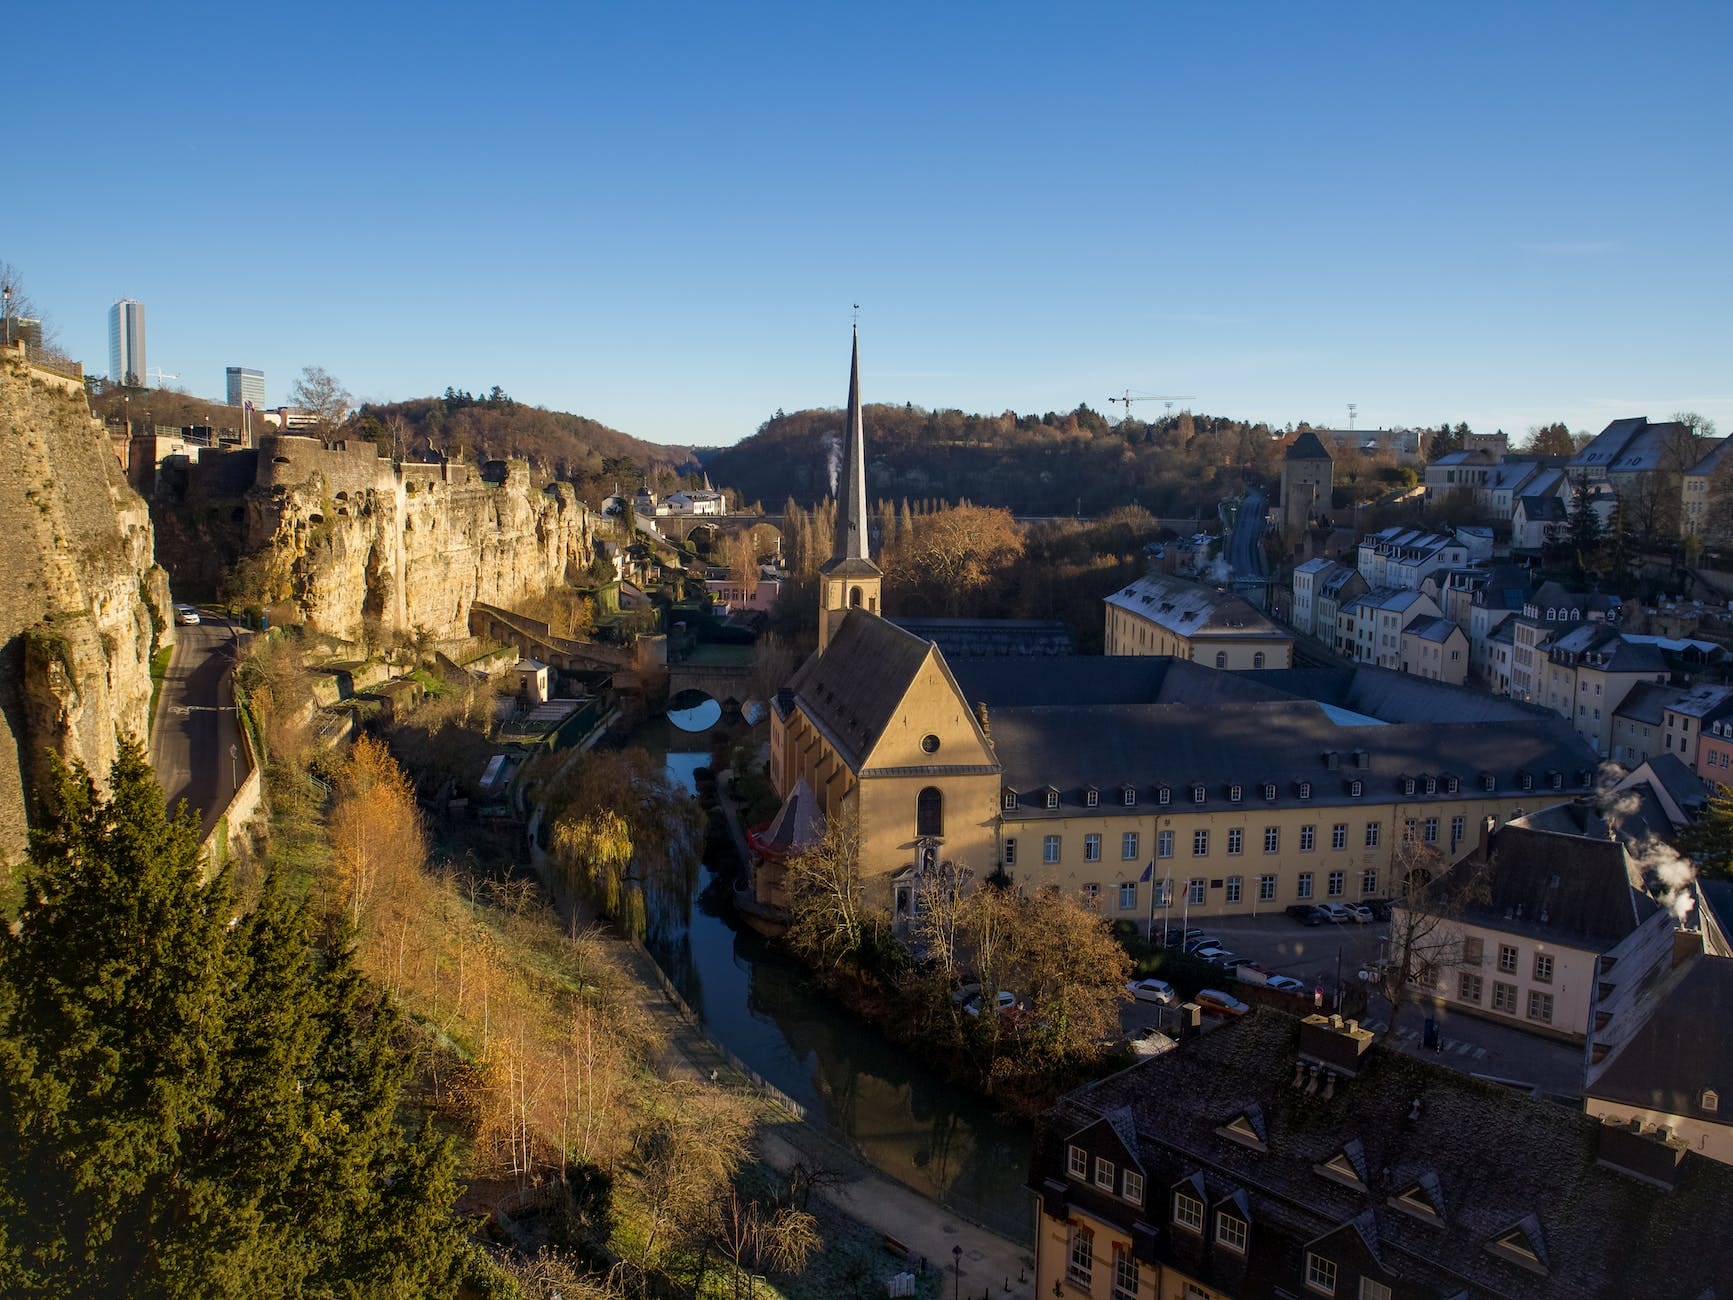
1031, 1010, 1733, 1300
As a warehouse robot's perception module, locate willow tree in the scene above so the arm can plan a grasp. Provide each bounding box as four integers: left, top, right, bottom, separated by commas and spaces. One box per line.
552, 807, 646, 936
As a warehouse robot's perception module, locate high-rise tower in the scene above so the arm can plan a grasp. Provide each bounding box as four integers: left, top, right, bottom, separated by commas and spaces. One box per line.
817, 328, 882, 652
108, 299, 146, 386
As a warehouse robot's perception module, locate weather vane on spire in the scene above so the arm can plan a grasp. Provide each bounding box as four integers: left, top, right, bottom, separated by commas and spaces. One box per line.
852, 302, 859, 328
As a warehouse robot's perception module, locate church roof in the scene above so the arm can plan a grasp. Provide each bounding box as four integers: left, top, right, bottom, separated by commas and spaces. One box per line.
784, 611, 933, 769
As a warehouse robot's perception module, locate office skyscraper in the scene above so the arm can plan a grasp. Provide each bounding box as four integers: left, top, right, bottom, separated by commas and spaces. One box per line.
226, 367, 266, 408
108, 299, 146, 386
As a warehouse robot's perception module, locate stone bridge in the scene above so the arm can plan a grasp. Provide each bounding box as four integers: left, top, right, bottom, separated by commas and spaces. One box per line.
469, 603, 634, 676
666, 646, 758, 709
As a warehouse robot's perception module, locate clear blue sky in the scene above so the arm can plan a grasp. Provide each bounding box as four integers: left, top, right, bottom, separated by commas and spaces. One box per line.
9, 1, 1730, 446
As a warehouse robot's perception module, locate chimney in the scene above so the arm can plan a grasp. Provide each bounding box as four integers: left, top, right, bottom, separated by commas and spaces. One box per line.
1673, 926, 1703, 969
1299, 1013, 1375, 1078
974, 701, 992, 744
1595, 1116, 1687, 1191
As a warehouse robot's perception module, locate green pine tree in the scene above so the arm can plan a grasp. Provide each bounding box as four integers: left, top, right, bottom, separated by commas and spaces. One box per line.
1678, 783, 1733, 882
0, 741, 468, 1297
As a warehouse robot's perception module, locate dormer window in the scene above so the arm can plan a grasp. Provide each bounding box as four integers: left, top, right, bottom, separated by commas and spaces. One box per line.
1425, 776, 1437, 795
1002, 790, 1018, 811
1046, 788, 1060, 810
1216, 1209, 1248, 1253
1298, 781, 1312, 801
1349, 780, 1363, 798
1550, 771, 1563, 790
1520, 772, 1534, 791
1263, 783, 1277, 802
1094, 1156, 1114, 1192
1390, 1173, 1445, 1225
1445, 775, 1459, 794
1086, 788, 1099, 808
1172, 1189, 1204, 1234
1482, 772, 1496, 792
1314, 1142, 1366, 1191
1218, 1108, 1266, 1151
1703, 1088, 1720, 1114
1067, 1144, 1088, 1179
1229, 784, 1243, 803
1192, 784, 1206, 805
1122, 786, 1136, 806
1403, 777, 1416, 796
1158, 785, 1172, 806
1487, 1215, 1549, 1277
1122, 1169, 1144, 1206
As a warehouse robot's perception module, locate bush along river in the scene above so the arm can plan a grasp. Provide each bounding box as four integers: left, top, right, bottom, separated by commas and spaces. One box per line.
636, 713, 1033, 1245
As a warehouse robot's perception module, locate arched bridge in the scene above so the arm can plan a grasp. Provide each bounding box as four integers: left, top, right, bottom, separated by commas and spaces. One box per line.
469, 603, 632, 676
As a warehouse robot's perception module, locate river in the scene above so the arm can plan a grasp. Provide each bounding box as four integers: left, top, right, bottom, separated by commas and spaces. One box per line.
635, 715, 1033, 1243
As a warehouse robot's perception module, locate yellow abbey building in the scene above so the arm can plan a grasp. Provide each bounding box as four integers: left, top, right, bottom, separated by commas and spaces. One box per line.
766, 338, 1598, 926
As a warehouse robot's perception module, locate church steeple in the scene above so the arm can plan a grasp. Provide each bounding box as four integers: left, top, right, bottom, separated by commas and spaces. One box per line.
817, 326, 883, 653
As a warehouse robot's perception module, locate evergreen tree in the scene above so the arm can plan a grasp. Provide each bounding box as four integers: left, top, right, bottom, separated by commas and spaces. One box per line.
0, 742, 467, 1297
1568, 475, 1603, 566
1678, 783, 1733, 881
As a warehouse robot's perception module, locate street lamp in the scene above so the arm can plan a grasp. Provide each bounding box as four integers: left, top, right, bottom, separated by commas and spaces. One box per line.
2, 286, 11, 346
952, 1245, 962, 1300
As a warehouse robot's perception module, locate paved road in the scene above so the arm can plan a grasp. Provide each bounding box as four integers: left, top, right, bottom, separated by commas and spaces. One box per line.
1225, 488, 1268, 581
148, 614, 244, 839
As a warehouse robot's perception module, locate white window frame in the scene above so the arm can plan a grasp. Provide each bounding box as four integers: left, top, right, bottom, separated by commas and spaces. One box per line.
1122, 1169, 1144, 1205
1043, 835, 1061, 864
1084, 834, 1102, 862
1216, 1210, 1248, 1253
1307, 1252, 1337, 1296
1094, 1156, 1114, 1191
1067, 1145, 1088, 1179
1173, 1191, 1204, 1233
1122, 831, 1139, 860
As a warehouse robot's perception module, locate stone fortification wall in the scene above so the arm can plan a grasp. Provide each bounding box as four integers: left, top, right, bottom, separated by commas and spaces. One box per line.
0, 347, 171, 864
246, 439, 601, 642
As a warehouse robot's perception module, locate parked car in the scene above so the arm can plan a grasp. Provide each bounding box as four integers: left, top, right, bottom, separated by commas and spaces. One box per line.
1183, 936, 1223, 954
1265, 974, 1306, 994
1285, 904, 1325, 925
1127, 1025, 1177, 1057
1195, 988, 1251, 1017
1160, 927, 1203, 948
174, 604, 200, 626
1126, 978, 1177, 1005
1193, 946, 1234, 964
1317, 903, 1353, 923
1346, 904, 1375, 924
1363, 898, 1395, 922
1217, 956, 1256, 972
963, 990, 1016, 1017
949, 982, 981, 1006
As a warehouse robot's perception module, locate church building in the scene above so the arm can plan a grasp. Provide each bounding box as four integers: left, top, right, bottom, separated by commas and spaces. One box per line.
766, 336, 1598, 930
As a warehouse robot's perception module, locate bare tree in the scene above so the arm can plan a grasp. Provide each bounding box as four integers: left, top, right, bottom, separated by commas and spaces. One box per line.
289, 365, 353, 431
782, 805, 876, 971
1378, 842, 1490, 1034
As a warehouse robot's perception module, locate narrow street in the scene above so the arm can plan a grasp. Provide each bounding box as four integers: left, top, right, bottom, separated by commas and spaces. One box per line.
147, 613, 245, 840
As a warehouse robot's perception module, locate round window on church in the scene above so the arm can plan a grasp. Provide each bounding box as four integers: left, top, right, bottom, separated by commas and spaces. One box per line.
921, 734, 940, 755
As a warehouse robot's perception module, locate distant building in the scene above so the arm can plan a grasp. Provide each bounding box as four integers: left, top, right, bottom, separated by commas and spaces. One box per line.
1682, 438, 1733, 542
108, 298, 145, 386
1539, 625, 1669, 755
1335, 588, 1441, 671
2, 316, 43, 350
1279, 430, 1333, 540
225, 366, 265, 408
1104, 573, 1293, 669
1400, 615, 1468, 685
1355, 527, 1468, 591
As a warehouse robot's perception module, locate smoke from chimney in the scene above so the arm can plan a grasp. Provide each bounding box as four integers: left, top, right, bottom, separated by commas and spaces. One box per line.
1593, 766, 1697, 924
825, 433, 841, 495
1207, 553, 1234, 584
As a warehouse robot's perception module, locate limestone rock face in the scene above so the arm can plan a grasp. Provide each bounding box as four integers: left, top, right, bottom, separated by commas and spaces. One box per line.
0, 350, 170, 864
246, 435, 599, 642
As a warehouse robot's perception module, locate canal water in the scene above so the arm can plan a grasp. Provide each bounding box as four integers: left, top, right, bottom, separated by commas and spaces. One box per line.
637, 714, 1033, 1243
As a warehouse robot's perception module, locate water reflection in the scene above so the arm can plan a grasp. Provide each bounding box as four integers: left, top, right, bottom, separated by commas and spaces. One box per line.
667, 698, 722, 732
641, 733, 1032, 1237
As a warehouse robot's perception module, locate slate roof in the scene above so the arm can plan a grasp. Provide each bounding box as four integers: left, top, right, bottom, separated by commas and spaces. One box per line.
1643, 753, 1707, 814
1659, 682, 1733, 720
1570, 417, 1697, 474
1104, 574, 1291, 643
1239, 665, 1552, 723
1402, 615, 1463, 645
1545, 624, 1668, 674
989, 698, 1595, 817
782, 611, 936, 768
1285, 429, 1333, 461
1686, 437, 1733, 479
1588, 954, 1733, 1124
1453, 812, 1660, 949
1034, 1011, 1733, 1300
1614, 680, 1682, 727
1516, 494, 1568, 523
889, 617, 1076, 658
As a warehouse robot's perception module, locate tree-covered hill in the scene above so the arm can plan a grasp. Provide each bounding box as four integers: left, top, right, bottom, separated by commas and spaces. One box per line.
699, 403, 1295, 517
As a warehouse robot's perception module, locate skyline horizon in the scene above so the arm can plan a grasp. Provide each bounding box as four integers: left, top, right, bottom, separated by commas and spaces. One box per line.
8, 2, 1729, 447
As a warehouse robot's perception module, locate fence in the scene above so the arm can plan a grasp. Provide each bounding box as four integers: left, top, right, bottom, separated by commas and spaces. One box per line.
626, 936, 1035, 1247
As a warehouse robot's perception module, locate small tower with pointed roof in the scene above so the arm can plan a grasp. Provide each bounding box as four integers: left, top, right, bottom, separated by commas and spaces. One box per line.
1281, 428, 1334, 544
818, 329, 883, 652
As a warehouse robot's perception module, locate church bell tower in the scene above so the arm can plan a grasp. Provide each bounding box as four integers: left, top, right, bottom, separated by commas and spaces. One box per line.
818, 328, 883, 652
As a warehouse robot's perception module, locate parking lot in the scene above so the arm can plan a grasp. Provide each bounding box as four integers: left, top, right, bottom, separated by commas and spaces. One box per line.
1134, 914, 1586, 1097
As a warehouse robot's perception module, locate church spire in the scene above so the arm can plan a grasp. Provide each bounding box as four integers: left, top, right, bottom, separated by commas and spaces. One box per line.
832, 327, 870, 563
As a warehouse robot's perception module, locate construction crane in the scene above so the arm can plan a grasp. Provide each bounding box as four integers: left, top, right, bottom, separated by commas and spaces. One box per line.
1110, 390, 1196, 422
147, 368, 180, 387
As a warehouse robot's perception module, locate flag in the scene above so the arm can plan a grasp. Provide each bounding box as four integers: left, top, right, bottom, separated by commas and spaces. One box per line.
244, 401, 254, 412
1139, 862, 1153, 883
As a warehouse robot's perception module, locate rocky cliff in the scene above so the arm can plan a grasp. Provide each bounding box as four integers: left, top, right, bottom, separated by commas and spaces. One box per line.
242, 434, 600, 643
0, 346, 171, 864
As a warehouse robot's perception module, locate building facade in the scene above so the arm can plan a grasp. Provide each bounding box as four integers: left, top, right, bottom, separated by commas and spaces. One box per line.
1104, 574, 1293, 670
1279, 431, 1333, 541
225, 366, 265, 408
108, 298, 145, 386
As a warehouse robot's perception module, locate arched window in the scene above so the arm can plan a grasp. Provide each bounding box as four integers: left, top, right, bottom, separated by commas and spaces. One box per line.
1215, 652, 1228, 668
849, 586, 863, 608
917, 787, 943, 838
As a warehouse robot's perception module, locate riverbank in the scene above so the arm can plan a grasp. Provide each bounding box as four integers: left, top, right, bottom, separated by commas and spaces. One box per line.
607, 933, 1035, 1299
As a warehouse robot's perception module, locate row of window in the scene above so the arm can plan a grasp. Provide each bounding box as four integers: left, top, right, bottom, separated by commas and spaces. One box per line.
1003, 769, 1580, 812
1004, 818, 1466, 866
1070, 869, 1381, 910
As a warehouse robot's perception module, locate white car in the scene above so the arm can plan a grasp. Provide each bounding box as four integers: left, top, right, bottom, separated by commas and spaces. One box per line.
1194, 946, 1235, 964
174, 604, 200, 626
1126, 978, 1176, 1005
1265, 975, 1306, 994
1317, 903, 1353, 923
963, 990, 1016, 1018
1346, 904, 1375, 923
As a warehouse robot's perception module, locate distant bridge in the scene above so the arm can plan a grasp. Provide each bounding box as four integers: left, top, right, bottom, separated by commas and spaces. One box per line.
469, 603, 632, 676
